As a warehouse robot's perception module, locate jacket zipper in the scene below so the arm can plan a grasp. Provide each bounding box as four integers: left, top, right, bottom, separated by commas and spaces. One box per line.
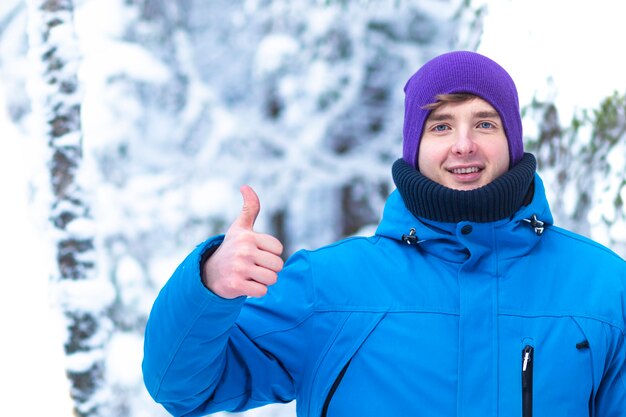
321, 359, 352, 417
522, 345, 534, 417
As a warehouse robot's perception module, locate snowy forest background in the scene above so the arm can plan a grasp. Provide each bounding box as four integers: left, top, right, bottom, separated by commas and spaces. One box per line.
1, 0, 625, 416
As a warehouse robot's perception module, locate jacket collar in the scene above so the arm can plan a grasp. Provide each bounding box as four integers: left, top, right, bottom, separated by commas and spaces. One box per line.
375, 173, 554, 263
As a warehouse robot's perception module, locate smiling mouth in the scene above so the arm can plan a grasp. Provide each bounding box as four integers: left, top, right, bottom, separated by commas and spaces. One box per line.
449, 166, 481, 174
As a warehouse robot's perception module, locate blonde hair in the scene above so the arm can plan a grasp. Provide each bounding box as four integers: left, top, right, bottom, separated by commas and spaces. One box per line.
421, 93, 478, 111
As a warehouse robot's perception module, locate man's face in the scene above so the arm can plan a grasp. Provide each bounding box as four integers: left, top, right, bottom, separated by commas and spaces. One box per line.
417, 97, 510, 190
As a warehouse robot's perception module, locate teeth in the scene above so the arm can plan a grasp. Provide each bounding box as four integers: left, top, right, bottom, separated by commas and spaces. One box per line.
452, 167, 479, 174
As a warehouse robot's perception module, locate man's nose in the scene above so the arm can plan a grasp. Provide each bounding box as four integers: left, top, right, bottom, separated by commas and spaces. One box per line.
451, 129, 477, 155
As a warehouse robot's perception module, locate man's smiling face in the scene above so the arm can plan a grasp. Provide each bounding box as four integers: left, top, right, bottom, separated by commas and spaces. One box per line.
417, 97, 510, 190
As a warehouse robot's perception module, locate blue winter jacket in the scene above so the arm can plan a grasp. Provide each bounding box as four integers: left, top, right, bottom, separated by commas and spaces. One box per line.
143, 174, 626, 417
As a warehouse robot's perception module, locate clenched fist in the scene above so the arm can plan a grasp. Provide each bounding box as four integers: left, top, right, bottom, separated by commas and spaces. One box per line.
203, 185, 284, 299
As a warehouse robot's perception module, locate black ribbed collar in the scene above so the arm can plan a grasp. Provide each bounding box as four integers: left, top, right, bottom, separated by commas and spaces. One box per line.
392, 153, 537, 223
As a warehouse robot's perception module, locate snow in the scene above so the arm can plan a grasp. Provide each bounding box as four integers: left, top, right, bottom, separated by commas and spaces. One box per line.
255, 34, 299, 74
0, 84, 73, 415
305, 7, 337, 37
1, 1, 625, 416
65, 217, 97, 239
66, 349, 106, 373
106, 332, 145, 386
54, 277, 115, 312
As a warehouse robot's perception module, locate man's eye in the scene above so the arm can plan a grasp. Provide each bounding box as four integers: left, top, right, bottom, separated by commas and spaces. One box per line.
478, 122, 493, 129
433, 124, 449, 132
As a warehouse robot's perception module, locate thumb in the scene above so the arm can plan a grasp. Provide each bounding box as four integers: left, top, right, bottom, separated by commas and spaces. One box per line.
235, 185, 261, 230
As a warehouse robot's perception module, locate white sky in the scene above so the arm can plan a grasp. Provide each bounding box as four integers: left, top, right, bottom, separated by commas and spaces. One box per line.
1, 1, 626, 415
478, 0, 626, 123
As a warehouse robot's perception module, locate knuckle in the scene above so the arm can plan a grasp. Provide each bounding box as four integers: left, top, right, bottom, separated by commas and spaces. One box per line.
227, 278, 246, 295
214, 281, 237, 299
239, 245, 255, 259
232, 239, 256, 259
269, 237, 284, 255
230, 260, 246, 275
276, 257, 285, 270
252, 286, 268, 298
267, 272, 278, 286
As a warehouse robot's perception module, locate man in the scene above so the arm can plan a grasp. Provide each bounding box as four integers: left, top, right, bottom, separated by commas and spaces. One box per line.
143, 51, 626, 417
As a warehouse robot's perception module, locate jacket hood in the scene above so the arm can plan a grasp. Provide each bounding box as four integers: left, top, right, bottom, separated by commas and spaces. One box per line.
375, 173, 554, 262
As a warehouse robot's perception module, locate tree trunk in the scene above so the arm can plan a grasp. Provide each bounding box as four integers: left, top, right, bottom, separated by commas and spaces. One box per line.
26, 1, 110, 416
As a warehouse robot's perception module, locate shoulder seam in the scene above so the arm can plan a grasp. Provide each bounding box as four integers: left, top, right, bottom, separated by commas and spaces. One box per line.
546, 226, 625, 261
303, 234, 381, 254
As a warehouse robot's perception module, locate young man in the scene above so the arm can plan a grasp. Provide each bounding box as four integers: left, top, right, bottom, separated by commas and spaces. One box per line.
143, 51, 626, 417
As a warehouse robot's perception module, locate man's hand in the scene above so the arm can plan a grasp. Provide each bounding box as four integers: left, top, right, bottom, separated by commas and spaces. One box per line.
203, 185, 284, 299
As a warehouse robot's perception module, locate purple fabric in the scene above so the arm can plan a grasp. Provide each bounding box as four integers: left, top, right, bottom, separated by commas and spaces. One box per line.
402, 51, 523, 168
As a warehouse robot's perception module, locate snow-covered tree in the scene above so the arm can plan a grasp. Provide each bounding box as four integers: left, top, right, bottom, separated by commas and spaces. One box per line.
26, 0, 113, 415
526, 89, 626, 258
72, 1, 485, 416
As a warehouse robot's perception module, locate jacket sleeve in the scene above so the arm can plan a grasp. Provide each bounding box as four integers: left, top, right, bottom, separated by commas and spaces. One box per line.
142, 236, 315, 416
594, 261, 626, 417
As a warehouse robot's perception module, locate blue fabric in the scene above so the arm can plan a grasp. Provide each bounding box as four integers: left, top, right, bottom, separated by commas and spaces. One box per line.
143, 174, 626, 417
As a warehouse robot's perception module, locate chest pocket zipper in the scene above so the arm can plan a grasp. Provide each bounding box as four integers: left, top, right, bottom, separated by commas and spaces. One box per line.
522, 345, 534, 417
320, 359, 352, 417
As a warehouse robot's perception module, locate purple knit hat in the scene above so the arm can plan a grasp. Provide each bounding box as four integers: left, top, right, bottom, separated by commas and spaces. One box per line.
402, 51, 523, 168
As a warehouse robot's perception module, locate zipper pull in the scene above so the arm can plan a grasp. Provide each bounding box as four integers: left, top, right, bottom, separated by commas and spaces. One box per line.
522, 347, 532, 372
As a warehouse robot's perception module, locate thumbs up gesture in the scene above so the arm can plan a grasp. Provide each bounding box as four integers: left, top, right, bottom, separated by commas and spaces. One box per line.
203, 185, 284, 299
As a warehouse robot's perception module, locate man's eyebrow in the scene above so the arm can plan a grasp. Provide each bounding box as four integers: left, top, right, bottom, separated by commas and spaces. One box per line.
426, 110, 501, 122
426, 112, 453, 122
474, 110, 500, 119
